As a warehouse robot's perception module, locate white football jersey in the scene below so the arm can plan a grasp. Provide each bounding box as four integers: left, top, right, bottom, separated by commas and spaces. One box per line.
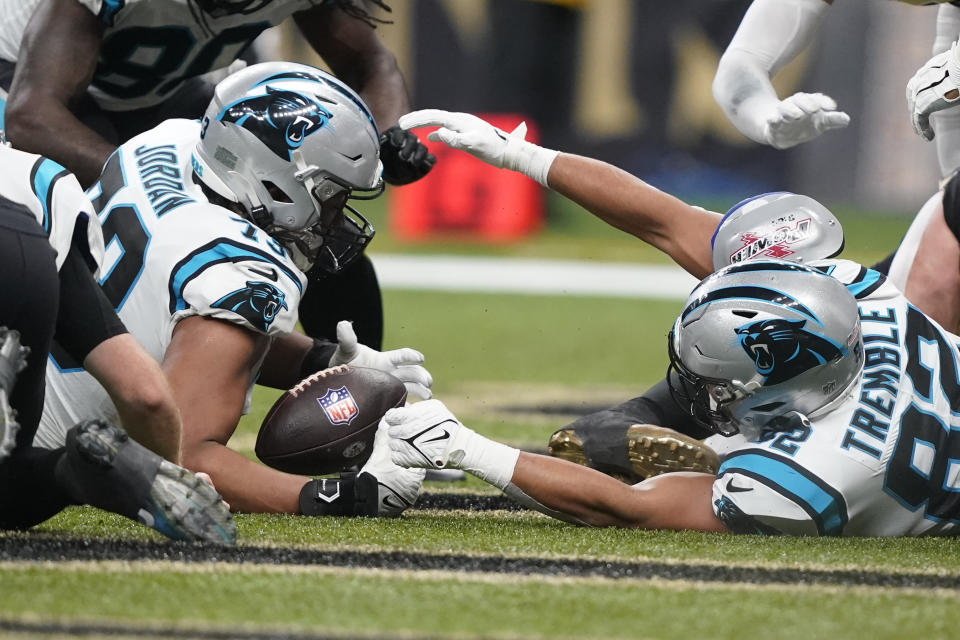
0, 0, 330, 110
0, 145, 104, 272
711, 259, 960, 536
35, 118, 305, 448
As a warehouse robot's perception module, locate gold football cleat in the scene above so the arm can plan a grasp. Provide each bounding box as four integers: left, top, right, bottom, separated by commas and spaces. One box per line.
547, 424, 719, 482
626, 424, 719, 479
547, 428, 589, 467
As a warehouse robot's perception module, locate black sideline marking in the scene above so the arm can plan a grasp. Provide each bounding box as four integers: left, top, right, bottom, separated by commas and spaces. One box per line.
1, 536, 959, 590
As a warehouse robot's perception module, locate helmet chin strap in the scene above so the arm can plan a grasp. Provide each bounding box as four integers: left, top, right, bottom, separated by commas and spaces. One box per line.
226, 170, 272, 230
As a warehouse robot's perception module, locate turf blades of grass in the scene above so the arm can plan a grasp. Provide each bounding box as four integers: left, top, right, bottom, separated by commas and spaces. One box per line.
2, 564, 959, 640
18, 509, 960, 574
3, 537, 960, 590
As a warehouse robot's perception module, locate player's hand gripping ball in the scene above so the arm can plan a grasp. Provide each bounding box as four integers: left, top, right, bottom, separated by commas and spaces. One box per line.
256, 365, 407, 475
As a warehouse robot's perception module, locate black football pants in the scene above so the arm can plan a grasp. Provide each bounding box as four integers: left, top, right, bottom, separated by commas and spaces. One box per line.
0, 200, 72, 529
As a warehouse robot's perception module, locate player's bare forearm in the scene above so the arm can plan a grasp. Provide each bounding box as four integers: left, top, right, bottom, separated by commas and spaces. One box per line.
511, 452, 727, 531
84, 334, 183, 464
294, 3, 410, 126
259, 331, 318, 389
184, 439, 307, 513
5, 0, 114, 187
162, 316, 308, 512
547, 154, 719, 279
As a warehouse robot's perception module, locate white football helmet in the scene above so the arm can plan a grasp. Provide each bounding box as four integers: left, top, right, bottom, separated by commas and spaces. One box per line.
711, 192, 844, 271
668, 260, 863, 436
193, 62, 382, 272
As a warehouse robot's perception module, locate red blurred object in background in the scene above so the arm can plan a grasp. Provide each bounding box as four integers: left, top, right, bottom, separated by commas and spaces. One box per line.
389, 114, 545, 241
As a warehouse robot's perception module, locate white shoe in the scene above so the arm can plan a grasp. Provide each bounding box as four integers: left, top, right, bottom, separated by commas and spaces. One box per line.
384, 399, 466, 469
357, 421, 425, 517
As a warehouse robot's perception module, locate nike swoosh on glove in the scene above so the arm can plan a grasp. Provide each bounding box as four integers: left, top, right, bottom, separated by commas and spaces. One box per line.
399, 109, 558, 186
330, 320, 433, 399
384, 399, 467, 469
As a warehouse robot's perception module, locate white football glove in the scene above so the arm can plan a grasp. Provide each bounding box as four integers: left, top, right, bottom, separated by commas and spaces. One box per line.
398, 109, 559, 186
384, 399, 469, 470
906, 41, 960, 141
761, 92, 850, 149
358, 420, 426, 516
329, 320, 433, 400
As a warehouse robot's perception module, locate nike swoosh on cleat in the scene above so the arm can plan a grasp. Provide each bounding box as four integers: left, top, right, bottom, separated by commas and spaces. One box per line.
248, 266, 279, 281
725, 478, 753, 493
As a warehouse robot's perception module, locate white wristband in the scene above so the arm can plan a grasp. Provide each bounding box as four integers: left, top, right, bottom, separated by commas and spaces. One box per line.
448, 427, 520, 490
503, 135, 559, 187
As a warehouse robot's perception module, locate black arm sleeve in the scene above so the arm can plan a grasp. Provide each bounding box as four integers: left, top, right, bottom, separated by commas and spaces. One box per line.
54, 244, 127, 364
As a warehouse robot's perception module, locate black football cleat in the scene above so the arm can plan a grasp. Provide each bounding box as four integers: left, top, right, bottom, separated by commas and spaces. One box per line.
548, 424, 719, 483
0, 328, 28, 464
58, 420, 237, 544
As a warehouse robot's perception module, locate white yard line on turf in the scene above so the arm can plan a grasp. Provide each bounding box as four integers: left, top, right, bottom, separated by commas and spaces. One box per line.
370, 254, 699, 299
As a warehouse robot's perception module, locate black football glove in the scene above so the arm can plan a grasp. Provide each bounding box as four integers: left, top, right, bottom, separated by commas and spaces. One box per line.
379, 125, 436, 185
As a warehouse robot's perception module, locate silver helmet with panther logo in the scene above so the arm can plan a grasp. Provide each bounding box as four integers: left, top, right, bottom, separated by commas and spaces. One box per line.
668, 260, 863, 436
711, 192, 844, 271
193, 62, 382, 272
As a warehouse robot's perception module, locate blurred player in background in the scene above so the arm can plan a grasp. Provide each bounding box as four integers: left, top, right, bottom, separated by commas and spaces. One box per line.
387, 259, 960, 537
0, 0, 435, 352
0, 136, 234, 543
34, 62, 432, 519
400, 109, 960, 483
713, 0, 960, 179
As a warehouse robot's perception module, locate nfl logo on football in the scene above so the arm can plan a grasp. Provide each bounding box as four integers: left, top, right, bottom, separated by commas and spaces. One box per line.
317, 386, 359, 425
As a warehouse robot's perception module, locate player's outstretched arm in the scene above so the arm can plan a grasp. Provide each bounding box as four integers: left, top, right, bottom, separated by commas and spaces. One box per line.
163, 316, 308, 513
5, 0, 116, 187
386, 400, 726, 531
712, 0, 847, 149
400, 110, 719, 279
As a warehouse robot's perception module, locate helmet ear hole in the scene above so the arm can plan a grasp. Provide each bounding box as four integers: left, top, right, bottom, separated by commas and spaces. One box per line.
262, 181, 293, 203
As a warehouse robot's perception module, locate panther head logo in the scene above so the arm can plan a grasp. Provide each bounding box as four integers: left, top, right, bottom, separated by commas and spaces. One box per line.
212, 280, 289, 331
220, 86, 332, 160
735, 318, 842, 386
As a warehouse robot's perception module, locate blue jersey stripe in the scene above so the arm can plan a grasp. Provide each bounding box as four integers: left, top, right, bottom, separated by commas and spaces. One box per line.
29, 158, 70, 235
719, 450, 848, 535
845, 266, 886, 300
98, 0, 125, 26
168, 239, 302, 314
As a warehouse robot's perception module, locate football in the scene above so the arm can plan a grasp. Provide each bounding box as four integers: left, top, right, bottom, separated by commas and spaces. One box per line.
255, 365, 407, 475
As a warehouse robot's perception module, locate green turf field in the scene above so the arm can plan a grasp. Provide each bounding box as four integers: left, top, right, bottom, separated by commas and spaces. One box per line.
5, 196, 956, 640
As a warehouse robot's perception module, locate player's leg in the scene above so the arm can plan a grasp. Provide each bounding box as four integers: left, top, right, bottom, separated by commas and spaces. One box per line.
299, 254, 384, 350
548, 376, 719, 482
53, 419, 236, 543
0, 202, 75, 529
0, 328, 26, 462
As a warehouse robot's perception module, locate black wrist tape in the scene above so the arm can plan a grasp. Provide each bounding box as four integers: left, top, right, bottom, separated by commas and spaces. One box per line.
298, 473, 357, 517
299, 338, 338, 380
